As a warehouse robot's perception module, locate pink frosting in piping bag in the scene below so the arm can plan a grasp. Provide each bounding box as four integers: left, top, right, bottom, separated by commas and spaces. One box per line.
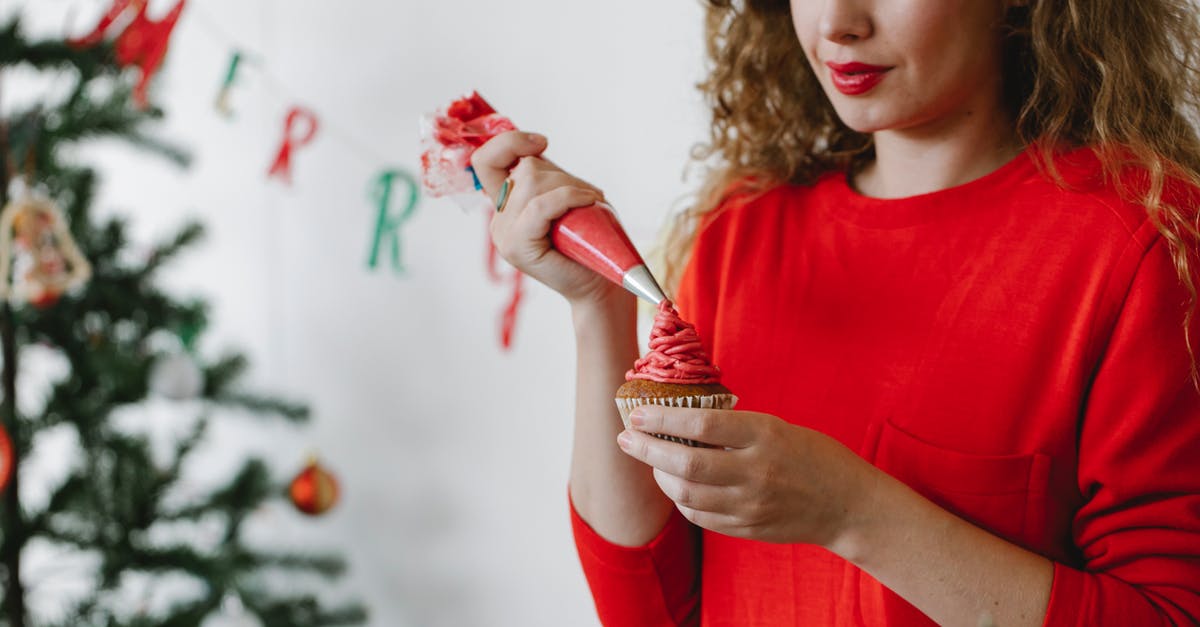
419, 92, 659, 296
626, 301, 722, 384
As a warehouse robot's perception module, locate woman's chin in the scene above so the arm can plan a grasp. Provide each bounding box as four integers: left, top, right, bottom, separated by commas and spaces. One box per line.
836, 116, 888, 135
827, 103, 890, 134
832, 107, 913, 136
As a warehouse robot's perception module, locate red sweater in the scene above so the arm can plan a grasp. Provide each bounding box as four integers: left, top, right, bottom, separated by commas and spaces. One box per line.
570, 146, 1200, 626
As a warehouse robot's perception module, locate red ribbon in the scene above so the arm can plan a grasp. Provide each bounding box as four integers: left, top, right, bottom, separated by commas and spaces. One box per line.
485, 212, 524, 350
267, 107, 320, 184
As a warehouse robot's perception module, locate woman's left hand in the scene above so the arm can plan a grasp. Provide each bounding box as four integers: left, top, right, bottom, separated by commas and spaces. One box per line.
617, 405, 879, 546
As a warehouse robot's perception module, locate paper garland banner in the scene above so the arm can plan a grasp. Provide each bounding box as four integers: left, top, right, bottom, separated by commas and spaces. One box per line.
69, 0, 188, 108
484, 212, 525, 351
267, 106, 320, 185
77, 7, 529, 353
366, 170, 419, 274
214, 50, 242, 117
498, 271, 524, 351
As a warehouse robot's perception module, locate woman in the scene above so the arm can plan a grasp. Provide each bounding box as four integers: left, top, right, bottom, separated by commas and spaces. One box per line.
472, 0, 1200, 624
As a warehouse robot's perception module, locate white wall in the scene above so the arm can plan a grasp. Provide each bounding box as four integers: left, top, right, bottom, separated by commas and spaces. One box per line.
8, 1, 710, 625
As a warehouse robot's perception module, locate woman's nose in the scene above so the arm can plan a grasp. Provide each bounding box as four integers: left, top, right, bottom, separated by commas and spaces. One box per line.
819, 0, 874, 43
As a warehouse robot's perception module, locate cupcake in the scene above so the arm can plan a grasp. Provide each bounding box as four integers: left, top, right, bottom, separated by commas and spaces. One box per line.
615, 301, 737, 447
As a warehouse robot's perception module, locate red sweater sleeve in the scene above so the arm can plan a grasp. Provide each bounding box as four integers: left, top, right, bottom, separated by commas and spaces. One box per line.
1043, 236, 1200, 626
570, 496, 700, 626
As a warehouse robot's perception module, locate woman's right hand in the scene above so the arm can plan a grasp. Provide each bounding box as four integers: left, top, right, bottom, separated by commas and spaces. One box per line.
471, 131, 628, 307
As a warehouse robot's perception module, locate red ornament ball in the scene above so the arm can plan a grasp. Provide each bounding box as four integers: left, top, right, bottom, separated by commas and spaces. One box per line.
29, 291, 61, 309
0, 424, 11, 493
289, 458, 339, 516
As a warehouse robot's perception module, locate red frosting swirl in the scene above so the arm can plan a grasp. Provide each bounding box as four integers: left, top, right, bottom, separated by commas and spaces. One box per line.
626, 301, 722, 384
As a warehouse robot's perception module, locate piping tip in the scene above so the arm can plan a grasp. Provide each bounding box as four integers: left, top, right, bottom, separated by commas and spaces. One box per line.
622, 264, 668, 306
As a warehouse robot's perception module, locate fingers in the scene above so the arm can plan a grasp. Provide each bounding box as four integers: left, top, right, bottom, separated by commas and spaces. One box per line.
489, 185, 602, 269
512, 186, 603, 236
618, 428, 740, 486
507, 157, 604, 203
628, 406, 758, 449
470, 131, 547, 197
652, 468, 741, 512
674, 504, 745, 535
653, 470, 751, 536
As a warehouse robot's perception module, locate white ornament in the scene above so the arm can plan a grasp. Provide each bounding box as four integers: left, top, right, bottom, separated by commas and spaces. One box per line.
149, 352, 203, 400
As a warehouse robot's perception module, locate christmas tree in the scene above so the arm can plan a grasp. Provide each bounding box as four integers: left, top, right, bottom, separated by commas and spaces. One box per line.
0, 12, 366, 627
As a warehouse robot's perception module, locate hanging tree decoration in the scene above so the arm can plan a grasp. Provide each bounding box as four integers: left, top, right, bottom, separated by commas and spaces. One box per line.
0, 421, 12, 495
67, 0, 188, 109
148, 351, 203, 400
267, 106, 320, 185
0, 192, 93, 309
289, 456, 340, 516
149, 319, 205, 401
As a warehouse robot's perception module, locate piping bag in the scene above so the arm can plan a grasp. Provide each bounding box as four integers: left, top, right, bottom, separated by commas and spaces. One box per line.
418, 92, 668, 305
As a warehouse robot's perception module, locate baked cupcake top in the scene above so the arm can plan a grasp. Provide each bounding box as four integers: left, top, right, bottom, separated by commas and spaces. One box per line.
626, 301, 722, 385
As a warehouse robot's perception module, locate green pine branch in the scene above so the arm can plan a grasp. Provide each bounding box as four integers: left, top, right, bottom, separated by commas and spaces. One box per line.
143, 221, 206, 276
0, 19, 114, 75
211, 391, 311, 423
5, 89, 189, 180
153, 594, 224, 627
47, 87, 187, 166
243, 592, 369, 627
202, 353, 310, 422
249, 550, 349, 578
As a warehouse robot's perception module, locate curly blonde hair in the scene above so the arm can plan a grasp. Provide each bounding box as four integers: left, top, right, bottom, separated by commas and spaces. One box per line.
660, 0, 1200, 384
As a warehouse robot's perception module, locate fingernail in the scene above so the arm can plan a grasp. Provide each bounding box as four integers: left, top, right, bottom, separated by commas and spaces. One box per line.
617, 431, 633, 449
527, 133, 546, 144
629, 409, 645, 428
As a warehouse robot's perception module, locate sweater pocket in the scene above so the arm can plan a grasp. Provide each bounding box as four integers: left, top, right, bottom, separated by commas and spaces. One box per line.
864, 417, 1052, 550
852, 419, 1053, 625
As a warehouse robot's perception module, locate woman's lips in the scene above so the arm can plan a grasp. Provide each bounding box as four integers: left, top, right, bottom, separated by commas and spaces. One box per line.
825, 61, 893, 96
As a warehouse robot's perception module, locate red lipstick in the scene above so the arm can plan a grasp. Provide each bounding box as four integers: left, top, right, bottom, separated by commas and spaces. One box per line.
825, 61, 892, 95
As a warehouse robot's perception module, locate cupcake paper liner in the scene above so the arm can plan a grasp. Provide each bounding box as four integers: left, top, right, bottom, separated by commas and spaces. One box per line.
614, 393, 738, 448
